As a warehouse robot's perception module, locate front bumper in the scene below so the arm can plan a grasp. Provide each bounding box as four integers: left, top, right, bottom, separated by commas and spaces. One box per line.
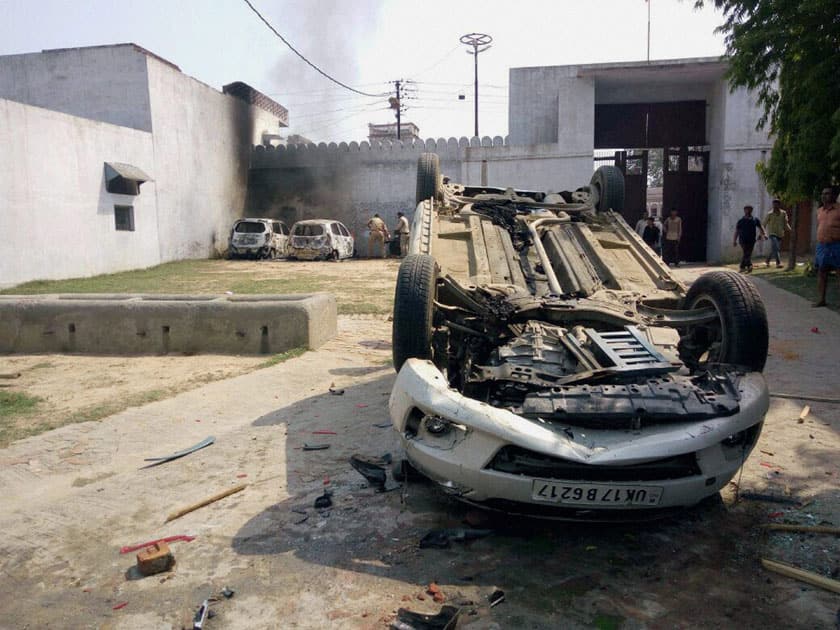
389, 359, 769, 513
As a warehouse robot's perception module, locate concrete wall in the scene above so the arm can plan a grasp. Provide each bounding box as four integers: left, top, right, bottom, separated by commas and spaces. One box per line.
0, 44, 153, 131
0, 45, 286, 286
0, 98, 159, 287
145, 56, 280, 261
247, 136, 605, 254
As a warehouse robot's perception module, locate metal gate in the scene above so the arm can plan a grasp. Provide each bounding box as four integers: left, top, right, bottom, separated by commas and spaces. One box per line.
594, 150, 648, 226
662, 147, 709, 262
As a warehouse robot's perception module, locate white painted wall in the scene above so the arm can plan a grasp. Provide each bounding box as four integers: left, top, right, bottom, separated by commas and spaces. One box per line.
145, 56, 282, 261
0, 98, 158, 287
0, 45, 153, 131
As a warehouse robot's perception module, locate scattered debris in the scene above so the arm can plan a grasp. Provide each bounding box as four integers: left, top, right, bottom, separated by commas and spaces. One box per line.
489, 589, 505, 607
220, 587, 235, 599
419, 528, 493, 549
236, 473, 248, 478
391, 605, 460, 630
165, 484, 247, 523
120, 535, 195, 554
771, 393, 840, 404
811, 327, 820, 334
349, 453, 395, 492
767, 511, 784, 519
135, 541, 175, 576
328, 383, 345, 395
112, 601, 128, 611
356, 403, 369, 408
373, 421, 392, 428
427, 582, 445, 603
763, 524, 840, 535
193, 598, 211, 629
302, 443, 331, 451
314, 491, 333, 510
141, 436, 215, 469
761, 558, 840, 595
312, 430, 337, 435
759, 450, 775, 456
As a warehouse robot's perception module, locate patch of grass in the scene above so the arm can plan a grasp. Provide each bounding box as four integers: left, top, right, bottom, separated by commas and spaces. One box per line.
593, 613, 625, 630
731, 263, 840, 312
339, 302, 391, 315
66, 389, 168, 424
257, 347, 307, 368
0, 391, 42, 418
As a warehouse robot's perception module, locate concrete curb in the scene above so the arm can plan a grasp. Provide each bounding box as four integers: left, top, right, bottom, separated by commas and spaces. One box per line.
0, 293, 336, 354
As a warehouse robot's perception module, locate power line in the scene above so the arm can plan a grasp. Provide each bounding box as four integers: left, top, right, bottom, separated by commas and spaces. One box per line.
240, 0, 390, 98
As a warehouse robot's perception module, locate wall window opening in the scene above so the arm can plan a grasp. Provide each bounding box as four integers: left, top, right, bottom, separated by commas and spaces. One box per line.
114, 205, 135, 231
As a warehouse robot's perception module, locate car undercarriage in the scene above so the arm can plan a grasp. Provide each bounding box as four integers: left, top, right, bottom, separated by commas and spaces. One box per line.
389, 153, 770, 518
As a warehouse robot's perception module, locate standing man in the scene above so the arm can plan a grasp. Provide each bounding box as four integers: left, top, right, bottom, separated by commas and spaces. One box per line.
763, 198, 791, 267
642, 216, 660, 252
367, 212, 390, 258
813, 186, 840, 307
634, 209, 649, 237
394, 211, 410, 258
662, 207, 682, 266
733, 205, 766, 273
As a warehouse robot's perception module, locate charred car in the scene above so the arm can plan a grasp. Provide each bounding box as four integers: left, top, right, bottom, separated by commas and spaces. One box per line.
228, 218, 289, 259
288, 219, 355, 261
389, 153, 769, 518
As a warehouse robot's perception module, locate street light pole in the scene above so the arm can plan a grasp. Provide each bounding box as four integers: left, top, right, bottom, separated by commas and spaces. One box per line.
460, 33, 492, 138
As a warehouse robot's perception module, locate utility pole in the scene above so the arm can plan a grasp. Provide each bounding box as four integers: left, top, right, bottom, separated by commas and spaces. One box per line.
460, 33, 492, 138
646, 0, 651, 62
395, 80, 401, 139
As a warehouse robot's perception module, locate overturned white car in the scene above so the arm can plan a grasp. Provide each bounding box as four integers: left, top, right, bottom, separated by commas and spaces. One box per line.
389, 153, 769, 519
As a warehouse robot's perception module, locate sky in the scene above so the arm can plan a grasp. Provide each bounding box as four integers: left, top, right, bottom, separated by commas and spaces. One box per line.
0, 0, 728, 142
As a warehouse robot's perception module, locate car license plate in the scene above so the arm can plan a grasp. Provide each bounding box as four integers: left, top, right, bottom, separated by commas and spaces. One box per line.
531, 480, 663, 506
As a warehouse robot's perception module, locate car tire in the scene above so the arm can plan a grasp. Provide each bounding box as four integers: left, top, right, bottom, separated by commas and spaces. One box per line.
392, 254, 437, 370
331, 249, 340, 262
680, 270, 768, 371
416, 152, 441, 206
590, 165, 625, 213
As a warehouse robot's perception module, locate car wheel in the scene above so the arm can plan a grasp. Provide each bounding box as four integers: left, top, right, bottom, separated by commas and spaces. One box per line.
590, 165, 625, 213
331, 249, 340, 262
416, 153, 441, 205
679, 270, 768, 371
392, 254, 437, 370
269, 247, 277, 260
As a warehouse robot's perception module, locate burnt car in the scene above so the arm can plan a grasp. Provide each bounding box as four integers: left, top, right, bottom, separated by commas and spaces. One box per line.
228, 218, 289, 259
388, 153, 769, 519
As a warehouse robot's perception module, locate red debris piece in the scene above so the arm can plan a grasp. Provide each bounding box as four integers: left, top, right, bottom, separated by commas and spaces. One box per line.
356, 404, 369, 408
312, 430, 337, 435
768, 511, 784, 518
119, 535, 196, 555
112, 602, 128, 610
236, 473, 248, 478
811, 327, 820, 334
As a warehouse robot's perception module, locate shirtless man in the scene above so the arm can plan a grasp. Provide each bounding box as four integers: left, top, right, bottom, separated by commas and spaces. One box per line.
814, 187, 840, 307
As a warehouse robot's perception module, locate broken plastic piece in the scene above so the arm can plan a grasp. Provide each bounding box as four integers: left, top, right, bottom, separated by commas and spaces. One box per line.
141, 436, 215, 468
314, 492, 333, 509
489, 589, 505, 607
221, 587, 235, 599
419, 528, 493, 549
350, 454, 388, 491
329, 384, 345, 396
303, 443, 330, 451
391, 605, 460, 630
112, 601, 128, 611
193, 598, 210, 629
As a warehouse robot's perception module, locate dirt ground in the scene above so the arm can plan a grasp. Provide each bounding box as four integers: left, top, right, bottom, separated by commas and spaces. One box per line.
0, 265, 838, 629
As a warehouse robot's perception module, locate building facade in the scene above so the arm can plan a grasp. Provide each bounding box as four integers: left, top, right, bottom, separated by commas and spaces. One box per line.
0, 44, 287, 287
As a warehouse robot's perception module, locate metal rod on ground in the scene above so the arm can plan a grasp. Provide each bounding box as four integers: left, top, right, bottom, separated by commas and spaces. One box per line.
165, 484, 247, 523
762, 524, 840, 535
770, 392, 840, 404
761, 558, 840, 595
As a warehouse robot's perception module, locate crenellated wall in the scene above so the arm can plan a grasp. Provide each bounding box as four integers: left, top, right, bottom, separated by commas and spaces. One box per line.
247, 135, 592, 254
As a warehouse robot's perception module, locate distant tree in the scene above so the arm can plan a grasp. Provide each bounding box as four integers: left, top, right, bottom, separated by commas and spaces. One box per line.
647, 149, 664, 188
696, 0, 840, 199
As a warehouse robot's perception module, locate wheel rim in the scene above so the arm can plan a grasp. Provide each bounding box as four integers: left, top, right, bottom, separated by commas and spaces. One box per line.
686, 294, 726, 367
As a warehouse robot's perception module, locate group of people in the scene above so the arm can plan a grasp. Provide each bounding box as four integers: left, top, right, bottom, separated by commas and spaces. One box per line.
634, 206, 684, 266
732, 199, 791, 273
366, 211, 411, 258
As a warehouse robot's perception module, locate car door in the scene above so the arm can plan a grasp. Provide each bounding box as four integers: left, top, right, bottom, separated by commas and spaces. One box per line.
336, 222, 353, 258
273, 221, 289, 257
